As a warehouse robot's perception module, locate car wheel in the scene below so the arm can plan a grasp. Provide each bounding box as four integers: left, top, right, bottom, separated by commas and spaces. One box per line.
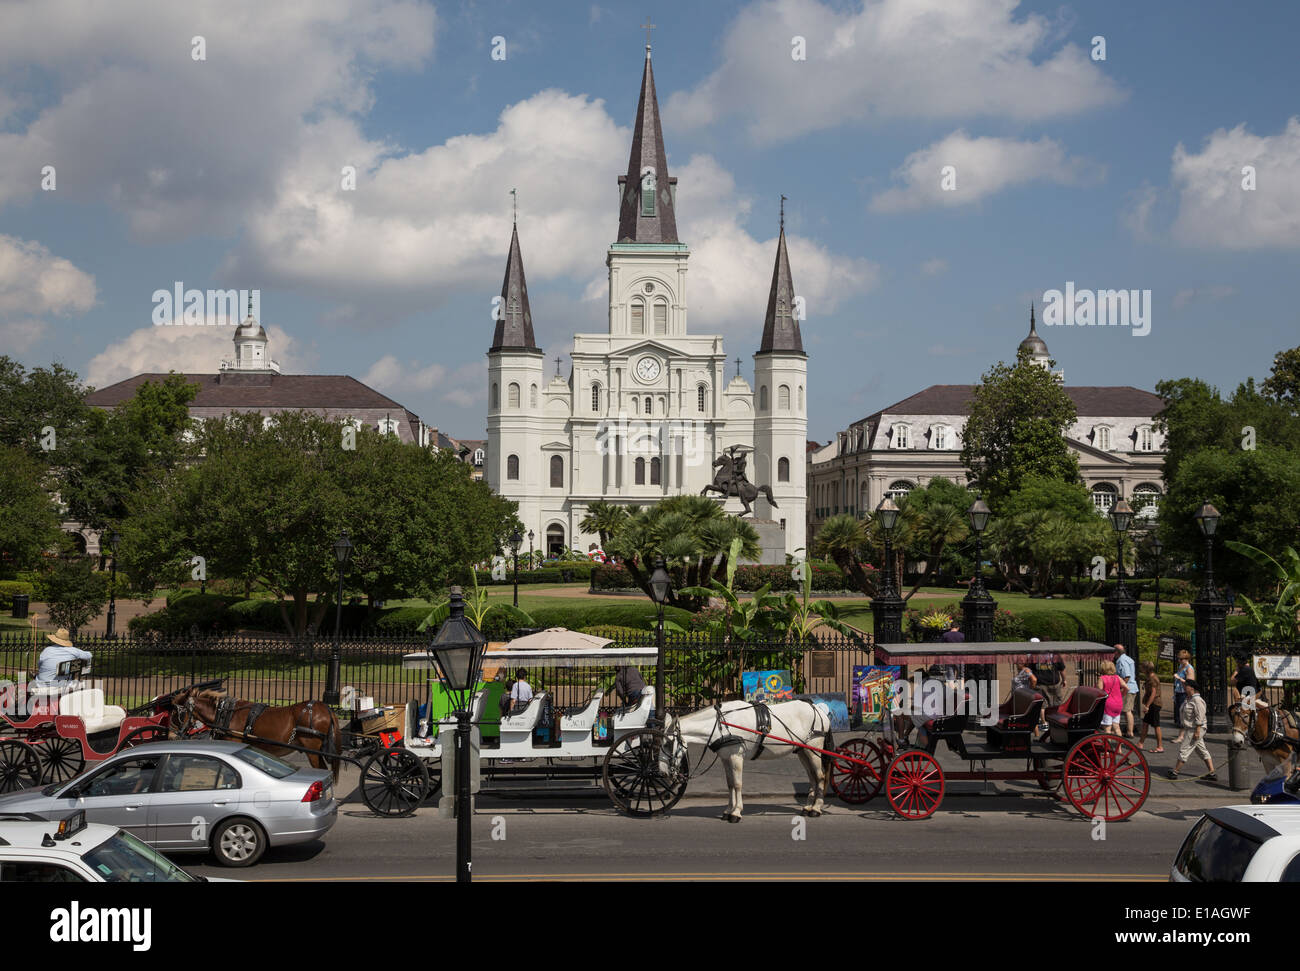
210, 817, 266, 867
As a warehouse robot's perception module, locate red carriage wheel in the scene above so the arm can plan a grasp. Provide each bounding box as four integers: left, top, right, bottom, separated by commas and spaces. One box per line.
885, 750, 945, 820
829, 738, 885, 804
38, 737, 85, 785
1063, 734, 1149, 822
121, 725, 167, 749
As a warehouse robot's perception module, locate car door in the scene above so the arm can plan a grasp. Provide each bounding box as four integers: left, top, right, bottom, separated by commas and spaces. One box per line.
61, 754, 162, 842
149, 753, 241, 851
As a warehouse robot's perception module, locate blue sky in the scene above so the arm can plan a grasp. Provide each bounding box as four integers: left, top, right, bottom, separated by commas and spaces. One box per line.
1, 0, 1297, 442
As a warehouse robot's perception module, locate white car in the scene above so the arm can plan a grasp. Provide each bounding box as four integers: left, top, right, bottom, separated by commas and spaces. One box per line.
1171, 805, 1300, 882
0, 810, 203, 883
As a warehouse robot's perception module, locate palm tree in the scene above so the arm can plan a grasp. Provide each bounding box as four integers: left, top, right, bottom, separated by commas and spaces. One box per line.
813, 513, 879, 597
579, 500, 629, 549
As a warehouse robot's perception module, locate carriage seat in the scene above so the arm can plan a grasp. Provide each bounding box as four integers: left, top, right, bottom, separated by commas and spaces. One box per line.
985, 688, 1045, 751
499, 692, 547, 735
59, 687, 126, 735
611, 687, 655, 730
1045, 686, 1107, 745
559, 692, 603, 732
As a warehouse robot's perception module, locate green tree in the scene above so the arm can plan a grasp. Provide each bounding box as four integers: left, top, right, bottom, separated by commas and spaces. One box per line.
1262, 346, 1300, 412
578, 500, 629, 548
961, 348, 1080, 502
40, 557, 108, 633
1225, 541, 1300, 644
0, 445, 62, 575
0, 357, 92, 463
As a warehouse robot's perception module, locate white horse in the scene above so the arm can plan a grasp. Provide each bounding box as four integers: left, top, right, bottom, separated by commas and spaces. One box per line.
665, 699, 832, 823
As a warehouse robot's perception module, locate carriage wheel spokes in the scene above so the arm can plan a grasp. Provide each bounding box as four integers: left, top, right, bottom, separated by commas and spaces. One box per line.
885, 750, 944, 820
602, 729, 688, 817
829, 738, 885, 804
39, 737, 85, 785
360, 748, 430, 817
1063, 734, 1149, 822
0, 741, 41, 793
120, 725, 168, 749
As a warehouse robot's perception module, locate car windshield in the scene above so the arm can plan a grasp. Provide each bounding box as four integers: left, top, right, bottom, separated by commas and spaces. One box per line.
82, 831, 198, 883
232, 746, 296, 779
1174, 816, 1262, 882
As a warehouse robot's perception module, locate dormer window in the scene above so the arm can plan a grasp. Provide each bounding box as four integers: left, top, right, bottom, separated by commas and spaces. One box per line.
473, 448, 484, 465
1094, 425, 1112, 451
1136, 425, 1154, 452
892, 423, 911, 449
931, 425, 948, 450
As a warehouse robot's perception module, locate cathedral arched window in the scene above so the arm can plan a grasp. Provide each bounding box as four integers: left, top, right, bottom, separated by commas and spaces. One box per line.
507, 455, 520, 480
530, 384, 538, 408
631, 300, 644, 335
632, 397, 639, 415
550, 455, 564, 488
650, 457, 661, 485
491, 383, 499, 409
697, 384, 707, 413
778, 385, 790, 410
653, 300, 667, 335
778, 457, 790, 482
508, 383, 520, 408
644, 396, 652, 415
592, 383, 602, 413
798, 386, 804, 410
760, 386, 769, 411
635, 457, 646, 485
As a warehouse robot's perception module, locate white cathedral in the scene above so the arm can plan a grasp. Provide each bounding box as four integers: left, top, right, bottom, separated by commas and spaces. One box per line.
485, 44, 808, 560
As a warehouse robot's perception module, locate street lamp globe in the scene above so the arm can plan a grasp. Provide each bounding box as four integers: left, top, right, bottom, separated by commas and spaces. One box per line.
107, 531, 121, 551
1151, 535, 1163, 556
1109, 499, 1135, 534
528, 529, 535, 545
649, 557, 672, 605
1195, 500, 1221, 538
875, 497, 900, 533
509, 529, 523, 554
333, 530, 353, 566
427, 587, 488, 712
967, 498, 991, 535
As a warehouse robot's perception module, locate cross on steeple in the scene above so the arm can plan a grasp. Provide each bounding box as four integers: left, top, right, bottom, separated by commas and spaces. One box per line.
510, 187, 517, 226
506, 288, 523, 329
642, 16, 655, 48
734, 356, 742, 378
775, 285, 792, 329
780, 194, 787, 232
554, 355, 562, 377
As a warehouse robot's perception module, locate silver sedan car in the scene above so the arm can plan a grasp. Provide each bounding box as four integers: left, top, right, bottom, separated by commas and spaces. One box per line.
0, 739, 337, 867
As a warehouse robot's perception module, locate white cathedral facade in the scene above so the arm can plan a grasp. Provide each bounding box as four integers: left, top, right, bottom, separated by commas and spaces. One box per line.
486, 45, 808, 560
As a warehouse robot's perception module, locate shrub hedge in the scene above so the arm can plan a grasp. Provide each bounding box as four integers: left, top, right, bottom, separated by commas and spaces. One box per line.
474, 562, 595, 585
0, 580, 34, 609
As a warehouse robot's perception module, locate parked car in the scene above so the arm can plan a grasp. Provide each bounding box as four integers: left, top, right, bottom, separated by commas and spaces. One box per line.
0, 739, 337, 867
0, 810, 203, 882
1170, 805, 1300, 881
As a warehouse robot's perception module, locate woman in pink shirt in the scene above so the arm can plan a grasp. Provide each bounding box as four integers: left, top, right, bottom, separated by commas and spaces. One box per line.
1097, 660, 1124, 735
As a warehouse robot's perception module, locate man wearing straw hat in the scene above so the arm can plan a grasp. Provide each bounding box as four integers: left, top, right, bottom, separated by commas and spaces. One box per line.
35, 628, 93, 685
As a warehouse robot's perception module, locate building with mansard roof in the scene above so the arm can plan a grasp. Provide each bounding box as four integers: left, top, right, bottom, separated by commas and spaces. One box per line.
486, 42, 808, 558
806, 307, 1167, 548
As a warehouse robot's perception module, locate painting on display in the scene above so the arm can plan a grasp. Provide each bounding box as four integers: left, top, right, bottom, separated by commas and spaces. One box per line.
741, 669, 794, 703
794, 692, 851, 731
852, 665, 902, 728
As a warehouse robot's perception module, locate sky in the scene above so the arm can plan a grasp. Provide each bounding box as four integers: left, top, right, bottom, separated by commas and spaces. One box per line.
1, 0, 1297, 443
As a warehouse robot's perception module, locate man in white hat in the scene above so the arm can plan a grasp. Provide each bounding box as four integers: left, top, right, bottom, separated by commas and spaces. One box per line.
35, 629, 93, 684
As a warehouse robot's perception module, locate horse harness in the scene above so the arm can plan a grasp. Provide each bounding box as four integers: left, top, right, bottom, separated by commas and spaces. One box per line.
708, 700, 821, 760
189, 696, 329, 747
1246, 705, 1300, 752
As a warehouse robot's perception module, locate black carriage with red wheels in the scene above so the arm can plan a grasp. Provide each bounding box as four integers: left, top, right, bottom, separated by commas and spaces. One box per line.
825, 641, 1150, 822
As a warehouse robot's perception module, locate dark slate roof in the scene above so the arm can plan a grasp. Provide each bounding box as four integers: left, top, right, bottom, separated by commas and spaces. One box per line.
87, 373, 415, 414
490, 223, 539, 351
616, 48, 679, 244
757, 225, 805, 354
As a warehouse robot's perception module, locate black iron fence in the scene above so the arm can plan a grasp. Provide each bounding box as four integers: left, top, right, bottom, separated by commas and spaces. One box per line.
1228, 639, 1300, 709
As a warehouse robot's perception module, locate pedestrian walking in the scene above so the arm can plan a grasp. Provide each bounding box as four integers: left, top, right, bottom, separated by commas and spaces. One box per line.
1114, 644, 1139, 738
1174, 651, 1195, 741
1171, 680, 1216, 781
1031, 651, 1067, 737
1139, 661, 1164, 753
1097, 660, 1125, 735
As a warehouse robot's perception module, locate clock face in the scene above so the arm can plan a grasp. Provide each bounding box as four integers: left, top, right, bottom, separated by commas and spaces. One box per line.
636, 356, 661, 382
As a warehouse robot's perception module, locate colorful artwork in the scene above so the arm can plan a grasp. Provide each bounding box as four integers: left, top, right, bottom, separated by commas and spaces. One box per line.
852, 665, 901, 728
795, 692, 851, 731
742, 669, 794, 703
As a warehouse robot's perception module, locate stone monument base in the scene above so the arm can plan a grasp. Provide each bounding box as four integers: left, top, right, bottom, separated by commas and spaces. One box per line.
743, 518, 787, 566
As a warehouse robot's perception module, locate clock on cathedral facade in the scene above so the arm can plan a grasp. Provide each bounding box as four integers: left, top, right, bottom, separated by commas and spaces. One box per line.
485, 43, 808, 560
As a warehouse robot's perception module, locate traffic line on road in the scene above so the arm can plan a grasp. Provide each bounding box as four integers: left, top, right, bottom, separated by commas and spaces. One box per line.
244, 871, 1168, 882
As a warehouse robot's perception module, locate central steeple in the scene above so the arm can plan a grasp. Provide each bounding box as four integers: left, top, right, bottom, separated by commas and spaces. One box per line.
490, 220, 539, 351
617, 44, 679, 244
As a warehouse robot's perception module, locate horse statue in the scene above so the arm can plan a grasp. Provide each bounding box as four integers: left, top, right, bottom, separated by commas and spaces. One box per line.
1229, 694, 1300, 784
700, 447, 778, 517
664, 699, 831, 822
171, 688, 342, 783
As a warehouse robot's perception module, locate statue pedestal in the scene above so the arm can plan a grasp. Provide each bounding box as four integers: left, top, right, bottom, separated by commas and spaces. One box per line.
744, 518, 786, 566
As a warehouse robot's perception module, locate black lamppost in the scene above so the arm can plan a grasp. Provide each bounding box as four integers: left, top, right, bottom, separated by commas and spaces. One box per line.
1102, 500, 1140, 660
325, 530, 352, 706
509, 529, 523, 607
104, 531, 121, 640
427, 586, 487, 884
1192, 500, 1228, 731
648, 557, 672, 722
871, 498, 905, 645
1151, 535, 1164, 620
528, 529, 535, 570
961, 498, 996, 642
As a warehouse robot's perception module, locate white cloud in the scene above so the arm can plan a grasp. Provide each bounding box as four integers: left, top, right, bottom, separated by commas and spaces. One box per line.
871, 131, 1102, 211
666, 0, 1125, 143
920, 258, 948, 277
362, 356, 483, 409
0, 233, 96, 349
84, 324, 304, 388
1169, 117, 1300, 249
0, 0, 436, 237
1122, 183, 1160, 242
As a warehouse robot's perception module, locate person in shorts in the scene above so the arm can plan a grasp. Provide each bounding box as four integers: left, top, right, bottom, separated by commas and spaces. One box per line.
1138, 661, 1164, 753
1097, 660, 1125, 734
1114, 644, 1139, 738
1031, 651, 1067, 733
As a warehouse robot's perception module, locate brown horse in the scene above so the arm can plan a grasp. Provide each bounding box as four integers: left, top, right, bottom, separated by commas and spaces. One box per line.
1228, 697, 1300, 780
172, 689, 341, 782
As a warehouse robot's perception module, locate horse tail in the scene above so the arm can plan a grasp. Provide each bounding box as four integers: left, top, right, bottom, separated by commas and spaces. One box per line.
763, 485, 779, 508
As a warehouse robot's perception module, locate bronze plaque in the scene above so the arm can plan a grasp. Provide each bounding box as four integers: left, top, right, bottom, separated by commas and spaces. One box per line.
810, 651, 836, 679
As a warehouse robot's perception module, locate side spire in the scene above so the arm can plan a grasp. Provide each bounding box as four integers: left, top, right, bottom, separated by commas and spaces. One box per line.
490, 221, 539, 351
617, 39, 678, 244
758, 209, 804, 354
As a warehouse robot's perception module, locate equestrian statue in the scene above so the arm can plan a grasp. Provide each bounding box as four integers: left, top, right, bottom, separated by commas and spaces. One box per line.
700, 445, 778, 517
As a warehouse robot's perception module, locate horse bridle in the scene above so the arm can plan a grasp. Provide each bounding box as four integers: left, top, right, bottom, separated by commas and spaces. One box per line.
1231, 702, 1297, 751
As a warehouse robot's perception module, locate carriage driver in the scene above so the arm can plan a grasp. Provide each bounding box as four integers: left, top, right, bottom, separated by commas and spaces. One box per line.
35, 628, 93, 685
608, 665, 647, 709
